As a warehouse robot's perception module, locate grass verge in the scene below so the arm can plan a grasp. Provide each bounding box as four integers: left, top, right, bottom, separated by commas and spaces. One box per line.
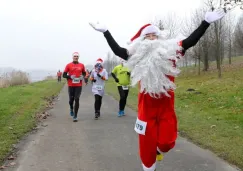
105, 60, 243, 169
0, 79, 65, 164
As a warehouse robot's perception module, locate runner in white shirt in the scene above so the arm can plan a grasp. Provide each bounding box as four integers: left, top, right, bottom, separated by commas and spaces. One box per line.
90, 58, 108, 119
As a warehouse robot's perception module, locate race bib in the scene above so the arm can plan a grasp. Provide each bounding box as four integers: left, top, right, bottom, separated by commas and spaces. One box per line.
134, 118, 147, 135
72, 78, 80, 84
95, 85, 103, 91
122, 85, 129, 90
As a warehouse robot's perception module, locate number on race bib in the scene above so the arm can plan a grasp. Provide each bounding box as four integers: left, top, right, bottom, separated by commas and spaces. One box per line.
72, 78, 80, 84
122, 86, 129, 90
134, 118, 147, 135
95, 85, 103, 91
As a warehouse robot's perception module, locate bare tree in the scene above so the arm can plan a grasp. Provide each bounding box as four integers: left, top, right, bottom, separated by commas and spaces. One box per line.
223, 12, 237, 64
233, 14, 243, 55
205, 0, 226, 78
151, 12, 182, 38
103, 51, 121, 76
103, 51, 112, 74
181, 4, 213, 73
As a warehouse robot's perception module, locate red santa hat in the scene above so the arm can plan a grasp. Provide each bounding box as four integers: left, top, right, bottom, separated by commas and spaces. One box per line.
72, 52, 79, 57
127, 24, 160, 45
96, 58, 103, 65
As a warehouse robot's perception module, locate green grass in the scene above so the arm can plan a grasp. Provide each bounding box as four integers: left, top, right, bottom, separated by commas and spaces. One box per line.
105, 57, 243, 169
0, 80, 65, 163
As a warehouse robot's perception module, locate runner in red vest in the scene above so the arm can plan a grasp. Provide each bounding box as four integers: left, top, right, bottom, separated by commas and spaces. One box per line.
63, 52, 88, 122
57, 70, 62, 82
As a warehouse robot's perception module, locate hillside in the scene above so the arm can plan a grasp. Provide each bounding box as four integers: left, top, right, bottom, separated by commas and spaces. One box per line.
105, 56, 243, 169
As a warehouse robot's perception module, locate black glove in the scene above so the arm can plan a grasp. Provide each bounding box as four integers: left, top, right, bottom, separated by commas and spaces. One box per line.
127, 72, 131, 76
97, 73, 101, 77
92, 79, 96, 83
115, 78, 119, 83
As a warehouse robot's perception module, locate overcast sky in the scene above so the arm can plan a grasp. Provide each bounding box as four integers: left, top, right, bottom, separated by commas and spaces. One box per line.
0, 0, 241, 71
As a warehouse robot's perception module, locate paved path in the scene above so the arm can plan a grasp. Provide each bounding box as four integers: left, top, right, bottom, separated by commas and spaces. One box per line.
4, 84, 240, 171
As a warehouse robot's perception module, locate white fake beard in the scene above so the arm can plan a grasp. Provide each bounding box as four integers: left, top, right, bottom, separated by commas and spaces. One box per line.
124, 37, 182, 98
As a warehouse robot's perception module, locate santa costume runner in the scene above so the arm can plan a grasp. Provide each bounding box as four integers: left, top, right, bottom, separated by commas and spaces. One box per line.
90, 8, 227, 171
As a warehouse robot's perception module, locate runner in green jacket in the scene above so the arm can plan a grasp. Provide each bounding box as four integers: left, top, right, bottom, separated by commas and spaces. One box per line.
111, 59, 131, 117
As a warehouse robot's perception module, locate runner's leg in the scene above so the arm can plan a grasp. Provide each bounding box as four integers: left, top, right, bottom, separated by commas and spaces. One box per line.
138, 93, 159, 171
94, 94, 102, 118
121, 89, 129, 115
98, 95, 102, 117
157, 92, 177, 155
68, 86, 75, 116
73, 86, 82, 119
117, 86, 125, 116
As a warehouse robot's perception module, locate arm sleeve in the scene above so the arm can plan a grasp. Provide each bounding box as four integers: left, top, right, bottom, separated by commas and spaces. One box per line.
111, 67, 118, 80
181, 20, 210, 53
63, 72, 71, 79
82, 65, 86, 77
103, 31, 129, 60
111, 73, 118, 80
63, 65, 71, 79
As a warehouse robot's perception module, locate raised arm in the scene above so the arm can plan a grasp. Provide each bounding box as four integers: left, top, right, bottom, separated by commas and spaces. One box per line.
180, 8, 226, 53
103, 31, 129, 60
181, 20, 210, 53
89, 22, 129, 60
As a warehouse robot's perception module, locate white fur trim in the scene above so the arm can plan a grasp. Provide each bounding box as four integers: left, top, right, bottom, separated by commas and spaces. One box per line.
141, 25, 160, 36
142, 162, 156, 171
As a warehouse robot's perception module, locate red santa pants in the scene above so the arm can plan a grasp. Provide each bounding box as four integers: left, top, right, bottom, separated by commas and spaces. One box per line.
136, 91, 177, 171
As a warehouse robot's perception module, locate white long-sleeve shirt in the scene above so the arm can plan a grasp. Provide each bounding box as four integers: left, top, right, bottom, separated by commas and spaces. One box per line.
90, 68, 108, 96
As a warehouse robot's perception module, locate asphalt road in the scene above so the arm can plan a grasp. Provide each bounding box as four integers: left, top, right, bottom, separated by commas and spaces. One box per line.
3, 84, 240, 171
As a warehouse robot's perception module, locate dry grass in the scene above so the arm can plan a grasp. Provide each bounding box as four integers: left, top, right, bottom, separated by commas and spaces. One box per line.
0, 70, 30, 88
44, 76, 56, 80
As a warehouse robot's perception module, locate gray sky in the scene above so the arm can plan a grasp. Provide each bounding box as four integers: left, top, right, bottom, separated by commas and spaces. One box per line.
0, 0, 241, 71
